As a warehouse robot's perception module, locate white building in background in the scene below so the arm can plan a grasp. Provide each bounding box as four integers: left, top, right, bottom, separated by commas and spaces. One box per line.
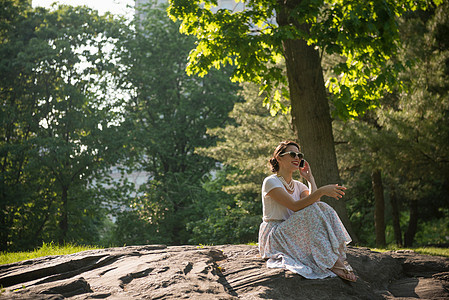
95, 165, 151, 223
135, 0, 247, 12
107, 165, 150, 191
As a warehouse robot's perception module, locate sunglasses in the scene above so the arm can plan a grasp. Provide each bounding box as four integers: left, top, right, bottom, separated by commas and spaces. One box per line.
279, 151, 304, 159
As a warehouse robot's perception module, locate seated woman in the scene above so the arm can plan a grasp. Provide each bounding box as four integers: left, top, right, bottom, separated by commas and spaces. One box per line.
259, 140, 357, 282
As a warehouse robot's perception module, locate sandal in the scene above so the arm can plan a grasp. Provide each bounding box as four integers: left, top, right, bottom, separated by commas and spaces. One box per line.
344, 261, 355, 273
330, 262, 357, 282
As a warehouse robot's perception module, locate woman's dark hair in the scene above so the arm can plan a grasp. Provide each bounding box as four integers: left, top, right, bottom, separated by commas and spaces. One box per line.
268, 140, 300, 172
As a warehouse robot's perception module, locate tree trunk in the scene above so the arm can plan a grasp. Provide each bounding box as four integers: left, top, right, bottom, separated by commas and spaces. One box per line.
276, 5, 357, 242
372, 169, 386, 247
390, 186, 403, 247
59, 186, 68, 244
404, 200, 418, 247
0, 214, 8, 251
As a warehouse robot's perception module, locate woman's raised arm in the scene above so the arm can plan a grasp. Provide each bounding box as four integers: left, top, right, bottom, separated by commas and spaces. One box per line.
267, 184, 346, 212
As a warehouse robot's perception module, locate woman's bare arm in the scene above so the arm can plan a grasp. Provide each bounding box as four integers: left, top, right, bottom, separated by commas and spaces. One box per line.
267, 184, 346, 212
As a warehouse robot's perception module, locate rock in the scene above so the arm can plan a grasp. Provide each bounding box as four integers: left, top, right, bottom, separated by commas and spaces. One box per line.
0, 244, 448, 299
389, 250, 449, 276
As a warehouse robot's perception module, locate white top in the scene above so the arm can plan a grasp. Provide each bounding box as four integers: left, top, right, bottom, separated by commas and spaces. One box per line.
261, 174, 309, 222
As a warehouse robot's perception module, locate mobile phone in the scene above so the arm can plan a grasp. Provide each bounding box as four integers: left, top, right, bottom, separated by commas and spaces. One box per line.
299, 159, 305, 168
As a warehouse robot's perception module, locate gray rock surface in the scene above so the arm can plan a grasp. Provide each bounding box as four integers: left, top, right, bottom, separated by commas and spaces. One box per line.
0, 244, 448, 299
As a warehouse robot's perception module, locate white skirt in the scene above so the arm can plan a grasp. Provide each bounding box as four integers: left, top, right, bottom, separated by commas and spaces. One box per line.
258, 201, 352, 279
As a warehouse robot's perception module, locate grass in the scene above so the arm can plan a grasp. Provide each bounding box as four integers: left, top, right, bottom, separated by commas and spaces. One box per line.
0, 242, 100, 265
361, 246, 449, 257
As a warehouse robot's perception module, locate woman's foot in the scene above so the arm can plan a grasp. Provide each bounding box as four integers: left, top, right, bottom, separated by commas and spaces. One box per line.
330, 259, 357, 282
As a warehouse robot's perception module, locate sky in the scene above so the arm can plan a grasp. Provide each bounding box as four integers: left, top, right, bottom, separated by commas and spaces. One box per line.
32, 0, 135, 16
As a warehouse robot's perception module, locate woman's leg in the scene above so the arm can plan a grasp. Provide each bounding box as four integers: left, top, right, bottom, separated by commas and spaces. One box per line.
314, 202, 356, 281
278, 204, 340, 270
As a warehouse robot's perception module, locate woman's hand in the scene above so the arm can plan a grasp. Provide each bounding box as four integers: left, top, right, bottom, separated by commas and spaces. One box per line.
318, 184, 346, 200
299, 160, 313, 181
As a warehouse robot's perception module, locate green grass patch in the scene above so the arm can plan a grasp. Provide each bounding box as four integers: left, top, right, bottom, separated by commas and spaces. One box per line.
361, 246, 449, 257
0, 242, 101, 265
410, 247, 449, 257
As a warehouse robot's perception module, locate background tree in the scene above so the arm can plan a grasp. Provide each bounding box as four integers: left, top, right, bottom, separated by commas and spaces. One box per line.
334, 1, 449, 247
168, 0, 442, 239
111, 2, 240, 245
384, 3, 449, 246
0, 1, 127, 250
0, 0, 37, 251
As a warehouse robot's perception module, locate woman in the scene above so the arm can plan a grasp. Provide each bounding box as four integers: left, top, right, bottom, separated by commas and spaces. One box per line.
259, 140, 357, 282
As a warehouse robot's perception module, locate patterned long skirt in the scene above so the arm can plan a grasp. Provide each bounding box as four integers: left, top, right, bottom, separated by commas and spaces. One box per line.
258, 201, 352, 279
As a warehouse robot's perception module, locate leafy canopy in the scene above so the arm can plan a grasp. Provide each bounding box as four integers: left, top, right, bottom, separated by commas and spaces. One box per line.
168, 0, 442, 119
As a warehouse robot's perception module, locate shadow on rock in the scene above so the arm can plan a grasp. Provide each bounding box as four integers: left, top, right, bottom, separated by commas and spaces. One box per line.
0, 245, 448, 299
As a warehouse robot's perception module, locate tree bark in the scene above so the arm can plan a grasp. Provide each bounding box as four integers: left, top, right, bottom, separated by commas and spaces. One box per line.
389, 186, 403, 247
372, 169, 386, 247
404, 200, 418, 247
276, 3, 357, 242
0, 214, 9, 251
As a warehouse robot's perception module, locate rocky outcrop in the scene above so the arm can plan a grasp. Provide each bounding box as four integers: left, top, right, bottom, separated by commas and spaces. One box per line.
0, 245, 448, 299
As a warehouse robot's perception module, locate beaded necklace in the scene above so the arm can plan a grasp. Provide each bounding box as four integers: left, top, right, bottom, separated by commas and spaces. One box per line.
277, 175, 295, 193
